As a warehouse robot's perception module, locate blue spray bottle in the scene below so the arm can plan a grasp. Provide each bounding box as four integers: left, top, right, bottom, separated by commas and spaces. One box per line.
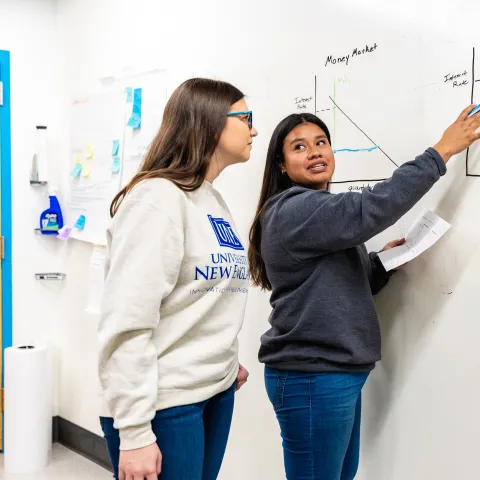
40, 191, 64, 235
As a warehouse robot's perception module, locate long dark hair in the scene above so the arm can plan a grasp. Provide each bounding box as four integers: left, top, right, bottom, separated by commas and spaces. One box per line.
248, 113, 331, 290
110, 78, 244, 216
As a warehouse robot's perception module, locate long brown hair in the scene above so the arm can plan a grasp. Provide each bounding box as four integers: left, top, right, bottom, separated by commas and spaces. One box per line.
248, 113, 331, 290
110, 78, 244, 216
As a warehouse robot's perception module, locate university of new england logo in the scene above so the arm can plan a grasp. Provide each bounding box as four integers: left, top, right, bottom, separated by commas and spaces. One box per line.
208, 215, 244, 251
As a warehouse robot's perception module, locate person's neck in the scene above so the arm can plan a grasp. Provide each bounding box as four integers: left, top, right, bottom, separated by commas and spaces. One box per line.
206, 155, 227, 183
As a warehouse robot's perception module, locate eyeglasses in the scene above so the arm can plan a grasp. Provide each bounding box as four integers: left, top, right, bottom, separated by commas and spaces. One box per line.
226, 110, 253, 130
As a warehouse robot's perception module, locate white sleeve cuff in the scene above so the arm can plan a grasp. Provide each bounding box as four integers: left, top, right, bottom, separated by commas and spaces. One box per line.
119, 423, 157, 451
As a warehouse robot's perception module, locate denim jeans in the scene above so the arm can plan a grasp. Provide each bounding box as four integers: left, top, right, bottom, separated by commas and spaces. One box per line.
100, 383, 235, 480
265, 367, 369, 480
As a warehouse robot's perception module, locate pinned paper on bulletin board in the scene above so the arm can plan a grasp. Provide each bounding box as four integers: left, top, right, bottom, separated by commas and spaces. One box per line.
57, 226, 73, 240
67, 73, 167, 245
70, 162, 82, 178
86, 143, 94, 159
112, 157, 121, 173
121, 70, 168, 188
112, 140, 120, 156
82, 143, 94, 177
67, 90, 127, 245
125, 87, 134, 103
127, 88, 142, 129
74, 215, 86, 231
82, 160, 92, 177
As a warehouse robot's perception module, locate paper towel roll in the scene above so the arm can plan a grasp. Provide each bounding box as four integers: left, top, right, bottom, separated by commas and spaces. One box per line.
35, 126, 48, 183
4, 345, 52, 474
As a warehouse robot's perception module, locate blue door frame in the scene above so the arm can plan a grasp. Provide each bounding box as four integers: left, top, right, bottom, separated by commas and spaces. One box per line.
0, 49, 13, 421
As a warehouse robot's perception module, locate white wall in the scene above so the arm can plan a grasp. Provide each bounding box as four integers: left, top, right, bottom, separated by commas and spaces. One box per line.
53, 0, 277, 442
0, 0, 66, 415
51, 1, 480, 479
3, 0, 480, 479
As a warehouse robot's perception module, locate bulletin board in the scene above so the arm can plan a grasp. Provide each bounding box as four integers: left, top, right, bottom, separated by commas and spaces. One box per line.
65, 70, 168, 245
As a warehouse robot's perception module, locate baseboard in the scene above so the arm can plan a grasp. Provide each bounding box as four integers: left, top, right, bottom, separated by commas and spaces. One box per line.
54, 416, 112, 472
52, 416, 59, 443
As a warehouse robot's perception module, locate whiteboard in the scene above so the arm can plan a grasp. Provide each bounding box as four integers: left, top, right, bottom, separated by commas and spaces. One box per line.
51, 2, 480, 478
66, 70, 168, 245
266, 39, 479, 193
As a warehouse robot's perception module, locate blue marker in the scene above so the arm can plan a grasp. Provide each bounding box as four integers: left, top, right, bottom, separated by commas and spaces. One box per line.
468, 104, 480, 118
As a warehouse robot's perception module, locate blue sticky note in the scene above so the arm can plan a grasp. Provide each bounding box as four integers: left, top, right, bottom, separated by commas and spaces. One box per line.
74, 215, 86, 231
70, 163, 82, 178
112, 140, 120, 156
127, 88, 142, 129
112, 156, 121, 173
125, 87, 134, 103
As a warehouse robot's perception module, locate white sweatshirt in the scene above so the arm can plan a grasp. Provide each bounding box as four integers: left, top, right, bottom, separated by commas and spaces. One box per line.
98, 178, 249, 450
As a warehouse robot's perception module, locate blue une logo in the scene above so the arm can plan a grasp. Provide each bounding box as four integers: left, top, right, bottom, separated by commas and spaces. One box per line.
208, 215, 244, 250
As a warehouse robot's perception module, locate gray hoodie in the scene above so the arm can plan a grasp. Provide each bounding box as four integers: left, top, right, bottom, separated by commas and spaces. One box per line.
259, 148, 446, 372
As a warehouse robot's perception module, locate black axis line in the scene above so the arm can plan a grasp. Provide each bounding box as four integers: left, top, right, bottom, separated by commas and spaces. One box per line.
329, 177, 390, 184
467, 47, 479, 177
466, 46, 474, 175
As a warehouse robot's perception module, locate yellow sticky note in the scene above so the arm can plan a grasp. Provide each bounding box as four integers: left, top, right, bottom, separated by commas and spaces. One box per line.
82, 159, 92, 177
86, 143, 94, 159
75, 154, 83, 164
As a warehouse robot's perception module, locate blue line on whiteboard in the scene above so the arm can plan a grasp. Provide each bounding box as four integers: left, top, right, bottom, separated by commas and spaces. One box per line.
333, 146, 380, 154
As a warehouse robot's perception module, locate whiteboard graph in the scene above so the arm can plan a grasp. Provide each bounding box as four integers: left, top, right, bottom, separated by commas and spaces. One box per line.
314, 75, 398, 186
314, 78, 398, 184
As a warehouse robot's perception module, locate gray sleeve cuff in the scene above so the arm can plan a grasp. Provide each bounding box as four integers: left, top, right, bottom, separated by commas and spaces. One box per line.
426, 147, 447, 177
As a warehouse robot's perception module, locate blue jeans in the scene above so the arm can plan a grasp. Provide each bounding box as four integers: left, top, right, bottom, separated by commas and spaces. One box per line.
100, 383, 235, 480
265, 367, 369, 480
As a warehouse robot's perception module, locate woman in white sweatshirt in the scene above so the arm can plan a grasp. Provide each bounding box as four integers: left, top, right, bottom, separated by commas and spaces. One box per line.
98, 78, 258, 480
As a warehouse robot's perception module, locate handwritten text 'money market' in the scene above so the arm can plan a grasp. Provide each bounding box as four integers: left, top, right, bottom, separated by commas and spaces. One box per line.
325, 43, 378, 67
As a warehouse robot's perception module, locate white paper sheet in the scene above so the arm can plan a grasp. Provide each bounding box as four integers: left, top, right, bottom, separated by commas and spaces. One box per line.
68, 91, 127, 245
85, 245, 106, 315
121, 70, 168, 188
378, 209, 451, 272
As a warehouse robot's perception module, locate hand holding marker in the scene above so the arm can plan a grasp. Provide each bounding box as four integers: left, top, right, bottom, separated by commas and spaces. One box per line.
468, 104, 480, 118
468, 105, 480, 137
